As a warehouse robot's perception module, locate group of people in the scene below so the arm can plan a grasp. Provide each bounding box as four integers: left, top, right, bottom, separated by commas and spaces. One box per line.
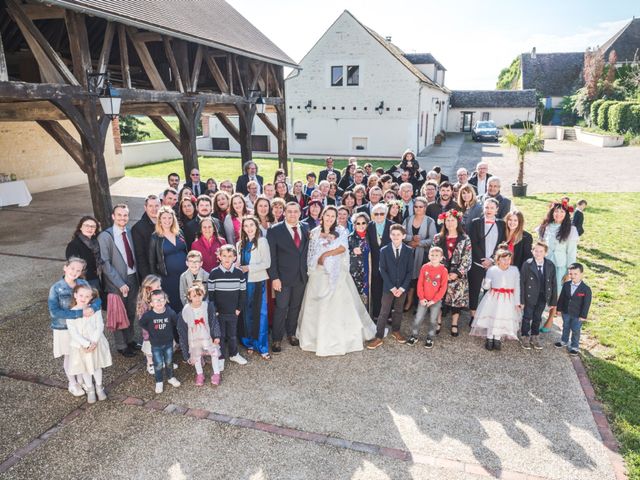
49, 153, 592, 400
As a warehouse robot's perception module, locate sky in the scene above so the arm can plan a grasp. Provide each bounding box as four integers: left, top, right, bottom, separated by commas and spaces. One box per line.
228, 0, 637, 90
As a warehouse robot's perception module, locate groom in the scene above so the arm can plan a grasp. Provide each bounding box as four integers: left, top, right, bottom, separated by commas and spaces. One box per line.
267, 202, 310, 353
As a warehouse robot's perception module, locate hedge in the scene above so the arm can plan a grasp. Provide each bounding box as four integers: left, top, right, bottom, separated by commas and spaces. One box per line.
630, 105, 640, 133
597, 100, 617, 130
590, 99, 606, 126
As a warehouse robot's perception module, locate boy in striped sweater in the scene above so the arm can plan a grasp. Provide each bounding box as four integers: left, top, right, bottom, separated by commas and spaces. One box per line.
207, 245, 248, 366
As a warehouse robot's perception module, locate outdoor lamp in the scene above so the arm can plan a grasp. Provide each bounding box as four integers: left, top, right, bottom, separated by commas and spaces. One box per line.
305, 100, 313, 113
255, 95, 266, 114
87, 71, 121, 119
375, 101, 384, 115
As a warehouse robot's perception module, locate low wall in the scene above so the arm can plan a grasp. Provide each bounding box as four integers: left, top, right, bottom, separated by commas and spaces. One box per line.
574, 128, 624, 147
123, 137, 210, 167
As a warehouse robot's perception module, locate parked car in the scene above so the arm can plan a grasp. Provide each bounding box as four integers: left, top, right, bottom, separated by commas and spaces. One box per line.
471, 121, 499, 142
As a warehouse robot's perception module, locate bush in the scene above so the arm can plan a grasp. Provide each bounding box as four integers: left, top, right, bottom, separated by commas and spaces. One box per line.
608, 101, 639, 133
596, 100, 617, 130
630, 105, 640, 134
590, 99, 606, 126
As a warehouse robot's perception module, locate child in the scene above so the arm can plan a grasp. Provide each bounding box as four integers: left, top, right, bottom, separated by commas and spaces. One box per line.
139, 290, 181, 393
554, 263, 592, 356
48, 257, 101, 397
572, 200, 587, 236
303, 171, 317, 197
519, 241, 557, 350
366, 224, 414, 349
136, 274, 163, 375
179, 250, 208, 306
207, 245, 247, 365
66, 285, 112, 403
407, 246, 448, 348
470, 244, 521, 351
178, 282, 222, 386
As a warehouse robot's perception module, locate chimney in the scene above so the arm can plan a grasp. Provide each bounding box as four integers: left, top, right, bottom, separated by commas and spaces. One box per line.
385, 36, 392, 42
531, 47, 536, 59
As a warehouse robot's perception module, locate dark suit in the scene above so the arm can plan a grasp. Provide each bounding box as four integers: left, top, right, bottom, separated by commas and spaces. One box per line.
375, 243, 414, 338
131, 213, 155, 282
468, 172, 492, 195
235, 174, 264, 196
185, 180, 207, 197
572, 210, 584, 236
520, 258, 557, 336
319, 168, 341, 184
366, 220, 392, 318
356, 202, 379, 218
557, 280, 592, 350
267, 222, 309, 341
468, 216, 506, 310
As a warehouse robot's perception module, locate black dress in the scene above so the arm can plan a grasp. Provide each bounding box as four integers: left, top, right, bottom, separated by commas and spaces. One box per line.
510, 231, 533, 270
65, 236, 100, 283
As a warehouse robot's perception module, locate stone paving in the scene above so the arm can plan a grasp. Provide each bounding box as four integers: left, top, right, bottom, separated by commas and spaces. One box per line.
0, 178, 627, 479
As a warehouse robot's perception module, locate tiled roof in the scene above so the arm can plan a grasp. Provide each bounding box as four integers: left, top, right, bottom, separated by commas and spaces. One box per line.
520, 52, 584, 97
403, 53, 446, 71
450, 90, 538, 108
44, 0, 297, 67
598, 17, 640, 63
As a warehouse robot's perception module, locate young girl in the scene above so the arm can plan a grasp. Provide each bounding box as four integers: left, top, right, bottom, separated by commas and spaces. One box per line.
178, 282, 222, 386
136, 274, 163, 375
48, 257, 102, 397
470, 245, 522, 351
66, 285, 112, 403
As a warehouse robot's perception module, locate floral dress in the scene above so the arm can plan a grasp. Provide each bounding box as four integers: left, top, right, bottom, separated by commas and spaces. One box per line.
348, 230, 370, 306
433, 233, 472, 308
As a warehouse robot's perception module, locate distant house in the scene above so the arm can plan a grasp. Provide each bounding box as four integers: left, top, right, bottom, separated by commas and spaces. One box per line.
520, 51, 584, 109
447, 90, 537, 132
599, 17, 640, 64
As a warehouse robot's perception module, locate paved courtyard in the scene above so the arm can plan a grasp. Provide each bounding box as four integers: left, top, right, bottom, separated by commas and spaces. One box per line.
0, 180, 626, 479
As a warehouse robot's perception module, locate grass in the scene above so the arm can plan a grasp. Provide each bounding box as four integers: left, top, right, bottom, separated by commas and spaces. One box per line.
132, 116, 181, 142
514, 193, 640, 480
125, 156, 399, 183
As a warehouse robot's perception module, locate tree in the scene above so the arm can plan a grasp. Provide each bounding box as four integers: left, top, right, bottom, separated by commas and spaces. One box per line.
603, 50, 618, 97
583, 49, 605, 100
118, 115, 150, 143
500, 126, 544, 187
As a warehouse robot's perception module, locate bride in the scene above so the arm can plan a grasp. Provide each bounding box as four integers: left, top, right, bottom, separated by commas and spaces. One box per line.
297, 206, 376, 356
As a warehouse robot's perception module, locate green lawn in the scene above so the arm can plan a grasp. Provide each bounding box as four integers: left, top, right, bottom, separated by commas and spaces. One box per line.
514, 193, 639, 480
125, 156, 399, 183
131, 116, 181, 142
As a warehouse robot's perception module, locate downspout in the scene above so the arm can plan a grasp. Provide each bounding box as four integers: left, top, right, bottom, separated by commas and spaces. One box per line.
416, 83, 423, 153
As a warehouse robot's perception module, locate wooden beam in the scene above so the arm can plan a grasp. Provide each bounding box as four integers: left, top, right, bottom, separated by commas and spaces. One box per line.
173, 40, 192, 92
117, 25, 131, 88
191, 44, 203, 92
5, 0, 79, 86
0, 33, 7, 82
148, 115, 180, 149
226, 54, 233, 95
36, 120, 86, 172
97, 22, 115, 75
249, 62, 266, 91
232, 55, 245, 97
162, 36, 184, 93
128, 28, 166, 91
0, 101, 66, 121
270, 64, 283, 98
22, 4, 65, 20
133, 32, 162, 43
204, 52, 229, 93
257, 112, 278, 137
64, 10, 92, 88
214, 112, 240, 143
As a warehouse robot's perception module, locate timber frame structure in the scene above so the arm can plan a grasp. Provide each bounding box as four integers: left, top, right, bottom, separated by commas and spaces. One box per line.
0, 0, 295, 226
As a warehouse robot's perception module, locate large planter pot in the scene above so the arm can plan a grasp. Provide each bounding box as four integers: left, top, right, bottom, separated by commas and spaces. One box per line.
512, 183, 528, 197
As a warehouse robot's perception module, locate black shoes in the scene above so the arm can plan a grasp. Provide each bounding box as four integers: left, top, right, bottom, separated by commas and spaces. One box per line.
406, 336, 418, 346
424, 338, 434, 349
485, 338, 494, 350
128, 342, 142, 351
118, 347, 136, 358
288, 336, 300, 347
493, 339, 502, 351
272, 341, 282, 353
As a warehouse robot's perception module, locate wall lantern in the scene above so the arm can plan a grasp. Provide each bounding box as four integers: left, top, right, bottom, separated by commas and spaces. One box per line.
305, 100, 313, 113
87, 71, 121, 119
255, 95, 266, 114
248, 89, 266, 114
375, 101, 384, 115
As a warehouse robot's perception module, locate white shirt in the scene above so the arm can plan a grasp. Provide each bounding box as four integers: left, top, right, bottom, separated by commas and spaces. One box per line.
477, 177, 487, 195
285, 222, 302, 240
113, 225, 136, 275
570, 281, 581, 296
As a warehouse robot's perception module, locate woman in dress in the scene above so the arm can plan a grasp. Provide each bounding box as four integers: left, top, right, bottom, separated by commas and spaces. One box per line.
504, 210, 533, 269
271, 197, 285, 223
348, 212, 371, 306
275, 181, 294, 203
457, 184, 483, 232
387, 199, 403, 224
339, 163, 356, 191
253, 197, 274, 236
65, 216, 102, 290
353, 185, 367, 209
304, 200, 322, 231
337, 206, 352, 233
432, 210, 472, 336
178, 197, 196, 229
213, 191, 230, 224
178, 186, 194, 203
205, 178, 217, 195
297, 207, 376, 356
536, 200, 579, 331
328, 182, 341, 206
341, 192, 357, 214
379, 174, 394, 194
291, 181, 307, 210
149, 206, 188, 314
224, 193, 248, 244
237, 216, 271, 360
402, 197, 437, 311
191, 217, 226, 273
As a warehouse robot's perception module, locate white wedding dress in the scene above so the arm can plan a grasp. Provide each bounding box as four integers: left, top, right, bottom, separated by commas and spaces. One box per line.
297, 226, 376, 356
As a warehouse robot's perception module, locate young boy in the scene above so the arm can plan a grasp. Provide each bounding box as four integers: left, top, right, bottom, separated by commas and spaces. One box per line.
366, 224, 414, 349
554, 263, 592, 356
303, 172, 317, 197
207, 245, 247, 365
519, 241, 557, 350
139, 290, 181, 394
572, 199, 587, 236
407, 246, 448, 348
179, 250, 208, 306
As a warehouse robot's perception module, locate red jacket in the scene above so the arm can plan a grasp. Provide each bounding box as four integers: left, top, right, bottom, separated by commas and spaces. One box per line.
191, 235, 226, 273
417, 264, 448, 303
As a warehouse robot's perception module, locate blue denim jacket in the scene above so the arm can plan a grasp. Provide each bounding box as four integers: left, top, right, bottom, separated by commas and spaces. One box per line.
48, 277, 102, 330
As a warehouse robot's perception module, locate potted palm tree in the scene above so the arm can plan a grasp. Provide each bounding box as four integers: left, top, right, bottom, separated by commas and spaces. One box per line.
500, 126, 544, 197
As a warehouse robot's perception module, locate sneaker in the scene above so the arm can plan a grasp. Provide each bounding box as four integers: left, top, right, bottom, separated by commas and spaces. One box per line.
229, 354, 247, 365
366, 337, 383, 350
424, 338, 434, 349
167, 377, 181, 388
211, 373, 221, 386
155, 382, 163, 394
146, 364, 155, 375
195, 374, 205, 386
569, 349, 579, 356
84, 385, 96, 404
539, 327, 551, 333
68, 383, 85, 397
554, 341, 567, 348
531, 335, 543, 350
520, 337, 532, 350
218, 358, 225, 371
95, 385, 107, 401
406, 335, 418, 346
391, 331, 406, 344
494, 339, 502, 351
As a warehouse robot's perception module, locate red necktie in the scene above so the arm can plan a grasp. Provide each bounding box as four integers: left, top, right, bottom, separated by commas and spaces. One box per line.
122, 231, 135, 269
292, 225, 301, 249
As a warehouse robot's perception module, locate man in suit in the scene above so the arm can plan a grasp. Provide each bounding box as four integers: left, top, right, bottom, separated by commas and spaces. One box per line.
426, 181, 460, 223
131, 194, 160, 282
399, 182, 415, 221
318, 156, 342, 184
479, 177, 512, 219
98, 204, 140, 357
366, 224, 413, 349
468, 162, 492, 195
184, 168, 207, 197
267, 202, 309, 353
357, 186, 383, 217
366, 203, 393, 319
554, 263, 592, 355
236, 161, 263, 195
346, 168, 367, 192
184, 196, 223, 249
573, 199, 587, 236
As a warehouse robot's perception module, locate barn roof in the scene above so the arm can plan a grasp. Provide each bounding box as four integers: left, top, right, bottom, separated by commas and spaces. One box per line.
598, 17, 640, 63
520, 52, 584, 97
450, 89, 537, 108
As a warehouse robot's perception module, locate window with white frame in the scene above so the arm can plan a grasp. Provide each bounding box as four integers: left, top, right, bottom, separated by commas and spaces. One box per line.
331, 66, 343, 86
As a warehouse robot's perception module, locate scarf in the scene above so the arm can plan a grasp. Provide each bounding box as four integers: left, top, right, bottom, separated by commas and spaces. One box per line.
356, 229, 367, 239
78, 234, 103, 275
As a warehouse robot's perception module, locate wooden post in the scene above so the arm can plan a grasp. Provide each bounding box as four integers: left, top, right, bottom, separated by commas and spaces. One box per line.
171, 101, 205, 177
0, 33, 8, 81
235, 103, 255, 169
275, 104, 288, 174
